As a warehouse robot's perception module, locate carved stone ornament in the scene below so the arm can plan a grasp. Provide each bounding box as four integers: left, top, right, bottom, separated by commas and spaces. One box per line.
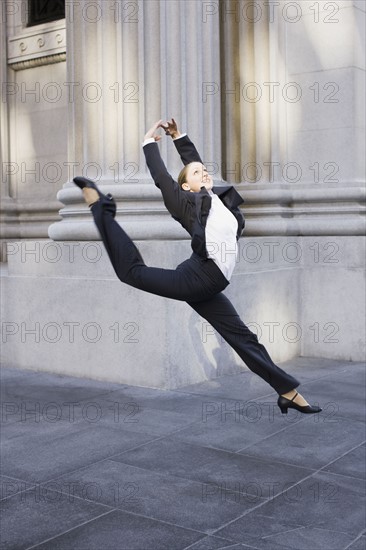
8, 22, 66, 70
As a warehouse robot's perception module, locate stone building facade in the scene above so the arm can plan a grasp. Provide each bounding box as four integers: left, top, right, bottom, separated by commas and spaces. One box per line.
1, 0, 365, 388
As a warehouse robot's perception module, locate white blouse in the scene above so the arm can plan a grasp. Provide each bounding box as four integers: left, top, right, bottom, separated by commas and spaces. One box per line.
205, 190, 238, 281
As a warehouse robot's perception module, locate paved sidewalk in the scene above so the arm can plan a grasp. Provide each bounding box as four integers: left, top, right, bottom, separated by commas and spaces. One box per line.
0, 357, 365, 550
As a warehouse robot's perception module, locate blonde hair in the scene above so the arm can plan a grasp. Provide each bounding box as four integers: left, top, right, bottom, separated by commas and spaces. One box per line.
178, 163, 193, 188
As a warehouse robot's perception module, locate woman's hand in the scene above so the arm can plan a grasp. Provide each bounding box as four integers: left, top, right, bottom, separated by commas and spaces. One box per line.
144, 120, 163, 142
160, 118, 181, 139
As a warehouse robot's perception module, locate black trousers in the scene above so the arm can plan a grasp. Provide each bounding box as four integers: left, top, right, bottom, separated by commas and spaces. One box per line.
90, 195, 300, 395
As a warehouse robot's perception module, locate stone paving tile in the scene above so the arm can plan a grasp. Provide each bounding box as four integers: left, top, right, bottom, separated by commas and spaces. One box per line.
1, 395, 120, 426
256, 526, 356, 550
236, 414, 365, 468
80, 395, 202, 435
295, 366, 366, 423
322, 443, 365, 480
0, 366, 27, 378
347, 534, 366, 550
183, 535, 258, 549
0, 367, 123, 403
0, 360, 364, 550
1, 421, 157, 484
176, 357, 354, 400
270, 357, 360, 382
2, 395, 200, 437
214, 470, 365, 543
211, 525, 357, 550
110, 437, 314, 500
0, 369, 46, 425
102, 386, 216, 417
209, 512, 303, 546
0, 366, 40, 381
48, 459, 267, 532
110, 437, 226, 478
174, 371, 278, 402
0, 474, 35, 501
164, 400, 304, 452
0, 486, 111, 550
31, 509, 205, 550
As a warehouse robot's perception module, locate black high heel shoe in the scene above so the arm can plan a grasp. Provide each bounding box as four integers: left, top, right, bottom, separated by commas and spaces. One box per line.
277, 391, 322, 414
73, 176, 114, 199
73, 177, 114, 208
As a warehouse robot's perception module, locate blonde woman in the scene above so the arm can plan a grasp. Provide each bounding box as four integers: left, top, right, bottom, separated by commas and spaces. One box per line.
73, 119, 321, 415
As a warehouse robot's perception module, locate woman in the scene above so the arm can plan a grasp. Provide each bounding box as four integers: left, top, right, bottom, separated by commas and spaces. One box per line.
73, 118, 322, 415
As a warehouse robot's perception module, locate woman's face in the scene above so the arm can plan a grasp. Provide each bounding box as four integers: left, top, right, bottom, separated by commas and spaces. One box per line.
182, 162, 213, 192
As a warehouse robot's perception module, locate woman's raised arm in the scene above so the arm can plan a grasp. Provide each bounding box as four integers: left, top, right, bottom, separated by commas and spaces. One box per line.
143, 120, 188, 222
161, 118, 203, 165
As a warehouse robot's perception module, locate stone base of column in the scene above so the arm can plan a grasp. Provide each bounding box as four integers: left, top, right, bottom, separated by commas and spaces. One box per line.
47, 181, 366, 241
0, 197, 63, 256
1, 237, 364, 389
47, 182, 189, 242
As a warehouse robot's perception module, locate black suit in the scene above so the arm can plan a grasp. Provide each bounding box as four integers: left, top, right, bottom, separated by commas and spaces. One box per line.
143, 135, 245, 259
89, 137, 300, 395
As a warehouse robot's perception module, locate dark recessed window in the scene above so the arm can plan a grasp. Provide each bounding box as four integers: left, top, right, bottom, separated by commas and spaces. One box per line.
28, 0, 65, 27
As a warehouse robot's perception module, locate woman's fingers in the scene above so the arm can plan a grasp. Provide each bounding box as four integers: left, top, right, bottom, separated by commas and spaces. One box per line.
144, 119, 164, 141
154, 118, 178, 138
148, 120, 162, 133
154, 119, 163, 129
161, 119, 177, 132
168, 118, 177, 130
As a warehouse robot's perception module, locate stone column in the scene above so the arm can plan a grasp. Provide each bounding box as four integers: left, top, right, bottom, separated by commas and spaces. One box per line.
0, 0, 67, 252
218, 0, 365, 235
48, 0, 223, 241
0, 3, 10, 196
1, 3, 14, 260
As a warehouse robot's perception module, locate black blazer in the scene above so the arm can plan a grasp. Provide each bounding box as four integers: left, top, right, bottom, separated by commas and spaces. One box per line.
143, 135, 245, 259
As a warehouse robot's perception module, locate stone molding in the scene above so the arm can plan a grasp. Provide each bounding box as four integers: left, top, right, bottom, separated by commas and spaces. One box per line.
0, 197, 62, 242
7, 21, 66, 69
9, 52, 66, 71
47, 181, 366, 241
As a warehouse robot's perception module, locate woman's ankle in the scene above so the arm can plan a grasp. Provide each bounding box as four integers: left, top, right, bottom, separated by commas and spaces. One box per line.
83, 188, 99, 205
281, 389, 297, 398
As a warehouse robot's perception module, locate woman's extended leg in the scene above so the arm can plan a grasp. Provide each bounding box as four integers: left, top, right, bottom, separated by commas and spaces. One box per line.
187, 292, 300, 396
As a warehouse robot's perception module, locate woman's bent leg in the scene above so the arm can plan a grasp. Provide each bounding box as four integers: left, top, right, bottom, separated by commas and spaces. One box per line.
90, 196, 145, 284
187, 292, 300, 395
90, 196, 220, 302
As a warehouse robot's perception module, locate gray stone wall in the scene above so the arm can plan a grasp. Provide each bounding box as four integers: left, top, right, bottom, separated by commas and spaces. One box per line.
1, 236, 364, 388
1, 1, 365, 386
